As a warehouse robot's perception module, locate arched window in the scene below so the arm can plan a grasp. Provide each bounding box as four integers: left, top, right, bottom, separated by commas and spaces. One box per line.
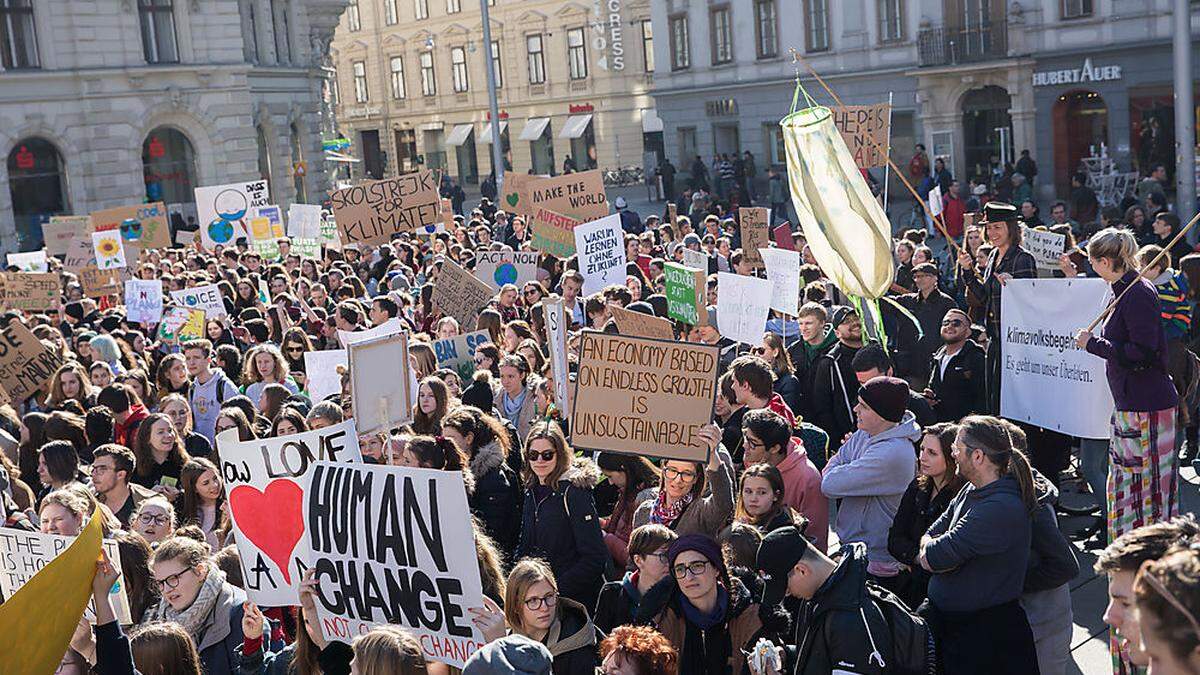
7, 137, 67, 249
142, 126, 197, 206
256, 124, 275, 199
290, 122, 306, 203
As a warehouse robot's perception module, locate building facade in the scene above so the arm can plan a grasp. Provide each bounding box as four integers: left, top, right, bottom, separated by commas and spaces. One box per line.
650, 0, 1198, 205
328, 0, 661, 187
0, 0, 347, 254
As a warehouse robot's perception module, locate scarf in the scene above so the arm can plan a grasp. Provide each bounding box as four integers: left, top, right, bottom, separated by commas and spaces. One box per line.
501, 387, 528, 423
145, 565, 226, 641
649, 489, 693, 527
680, 584, 729, 630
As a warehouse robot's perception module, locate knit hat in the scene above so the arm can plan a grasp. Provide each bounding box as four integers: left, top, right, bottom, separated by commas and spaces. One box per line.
462, 634, 552, 675
857, 375, 910, 423
755, 525, 813, 607
668, 533, 727, 579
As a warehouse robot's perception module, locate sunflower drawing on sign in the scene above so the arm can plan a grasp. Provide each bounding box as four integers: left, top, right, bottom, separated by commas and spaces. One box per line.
208, 189, 249, 246
91, 230, 127, 269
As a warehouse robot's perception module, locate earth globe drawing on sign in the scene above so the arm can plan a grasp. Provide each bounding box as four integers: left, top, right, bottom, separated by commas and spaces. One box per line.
494, 263, 518, 286
208, 189, 249, 245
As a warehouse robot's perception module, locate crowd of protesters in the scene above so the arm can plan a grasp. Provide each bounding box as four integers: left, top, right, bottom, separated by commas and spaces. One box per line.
0, 149, 1196, 675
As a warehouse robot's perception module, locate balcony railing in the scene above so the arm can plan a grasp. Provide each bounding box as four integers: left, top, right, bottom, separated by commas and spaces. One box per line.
917, 22, 1008, 67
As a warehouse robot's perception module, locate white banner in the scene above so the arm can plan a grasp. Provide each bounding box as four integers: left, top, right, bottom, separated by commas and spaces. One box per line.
170, 283, 227, 319
760, 248, 802, 316
0, 529, 131, 624
928, 184, 943, 217
125, 279, 164, 324
544, 298, 570, 419
474, 250, 539, 290
1000, 278, 1114, 439
574, 214, 627, 296
717, 272, 773, 346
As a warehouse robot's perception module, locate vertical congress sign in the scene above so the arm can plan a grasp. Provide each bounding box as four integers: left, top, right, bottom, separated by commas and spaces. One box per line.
591, 0, 624, 71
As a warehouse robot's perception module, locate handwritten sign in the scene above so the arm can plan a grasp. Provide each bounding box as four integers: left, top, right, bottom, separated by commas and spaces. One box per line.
664, 262, 706, 326
6, 251, 47, 272
287, 204, 323, 239
195, 180, 270, 250
544, 298, 570, 418
1022, 226, 1068, 272
575, 214, 627, 296
91, 201, 171, 251
738, 207, 770, 269
0, 272, 59, 311
62, 237, 94, 273
0, 529, 131, 624
717, 272, 773, 345
609, 305, 674, 340
831, 103, 891, 169
0, 321, 64, 402
529, 207, 584, 257
433, 330, 491, 382
681, 247, 708, 272
760, 247, 803, 316
432, 259, 495, 329
330, 170, 440, 247
170, 283, 227, 319
125, 279, 164, 324
474, 250, 539, 290
525, 170, 608, 256
79, 266, 122, 298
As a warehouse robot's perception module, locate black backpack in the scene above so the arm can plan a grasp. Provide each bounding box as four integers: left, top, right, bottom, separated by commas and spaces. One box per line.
861, 581, 937, 675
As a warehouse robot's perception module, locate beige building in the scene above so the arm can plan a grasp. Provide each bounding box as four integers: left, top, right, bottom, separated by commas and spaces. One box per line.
328, 0, 661, 188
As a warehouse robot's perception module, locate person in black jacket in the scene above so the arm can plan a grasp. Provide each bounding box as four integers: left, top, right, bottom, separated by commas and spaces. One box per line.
503, 559, 600, 675
442, 406, 523, 557
757, 332, 802, 416
923, 308, 988, 422
851, 343, 937, 428
893, 263, 958, 387
810, 306, 863, 444
515, 421, 607, 610
594, 524, 678, 634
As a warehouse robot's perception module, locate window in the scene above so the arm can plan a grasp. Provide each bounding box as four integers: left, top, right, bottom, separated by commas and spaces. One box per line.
352, 60, 368, 102
347, 0, 360, 30
526, 34, 545, 84
669, 14, 689, 70
490, 40, 503, 88
0, 0, 39, 70
710, 7, 732, 65
754, 0, 777, 58
389, 56, 406, 99
877, 0, 903, 42
1061, 0, 1093, 18
567, 27, 587, 80
138, 0, 179, 63
451, 46, 469, 92
804, 0, 830, 52
420, 50, 436, 95
446, 0, 460, 12
413, 0, 427, 20
290, 123, 306, 203
384, 0, 397, 25
271, 0, 291, 63
142, 127, 197, 206
640, 20, 654, 72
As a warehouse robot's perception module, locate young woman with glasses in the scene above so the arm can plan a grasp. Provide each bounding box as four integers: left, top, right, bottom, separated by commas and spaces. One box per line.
631, 424, 734, 541
502, 559, 599, 673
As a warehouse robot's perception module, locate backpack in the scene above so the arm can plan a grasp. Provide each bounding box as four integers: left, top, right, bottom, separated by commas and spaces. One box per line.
861, 581, 937, 675
188, 371, 230, 407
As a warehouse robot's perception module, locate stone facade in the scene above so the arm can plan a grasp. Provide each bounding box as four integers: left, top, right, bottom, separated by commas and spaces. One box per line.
0, 0, 347, 254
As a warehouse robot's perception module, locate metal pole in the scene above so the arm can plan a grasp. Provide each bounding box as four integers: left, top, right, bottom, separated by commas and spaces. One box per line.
1173, 0, 1196, 241
480, 0, 504, 197
883, 91, 893, 214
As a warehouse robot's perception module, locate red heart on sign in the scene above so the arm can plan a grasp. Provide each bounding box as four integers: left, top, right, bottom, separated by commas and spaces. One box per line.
229, 481, 305, 585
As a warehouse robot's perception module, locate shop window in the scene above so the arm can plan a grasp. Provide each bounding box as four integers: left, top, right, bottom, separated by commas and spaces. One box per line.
142, 126, 197, 206
8, 137, 67, 249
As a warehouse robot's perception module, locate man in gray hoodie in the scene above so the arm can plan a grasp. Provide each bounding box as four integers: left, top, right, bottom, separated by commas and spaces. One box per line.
821, 376, 920, 593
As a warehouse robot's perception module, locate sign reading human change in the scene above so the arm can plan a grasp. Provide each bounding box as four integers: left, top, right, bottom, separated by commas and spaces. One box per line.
0, 321, 65, 402
432, 259, 495, 329
474, 250, 539, 290
330, 170, 440, 247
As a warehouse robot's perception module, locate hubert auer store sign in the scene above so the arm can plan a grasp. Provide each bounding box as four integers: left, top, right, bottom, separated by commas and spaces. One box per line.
1032, 58, 1122, 87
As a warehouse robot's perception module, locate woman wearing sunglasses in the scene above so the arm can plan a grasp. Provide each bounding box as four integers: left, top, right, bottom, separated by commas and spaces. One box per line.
502, 559, 599, 674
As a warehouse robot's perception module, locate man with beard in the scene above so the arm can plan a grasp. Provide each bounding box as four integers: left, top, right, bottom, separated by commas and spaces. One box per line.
924, 308, 987, 422
810, 306, 864, 444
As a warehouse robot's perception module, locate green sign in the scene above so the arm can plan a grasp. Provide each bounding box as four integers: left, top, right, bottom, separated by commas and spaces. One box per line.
665, 262, 704, 326
292, 237, 321, 259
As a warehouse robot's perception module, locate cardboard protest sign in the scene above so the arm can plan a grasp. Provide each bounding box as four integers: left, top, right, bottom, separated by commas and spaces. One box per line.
91, 230, 126, 269
63, 236, 94, 273
43, 216, 89, 257
170, 283, 227, 319
664, 262, 706, 326
218, 421, 362, 606
439, 197, 454, 233
773, 223, 796, 251
305, 462, 487, 667
667, 202, 678, 225
830, 103, 891, 169
760, 248, 803, 316
0, 320, 65, 401
544, 297, 570, 418
330, 170, 440, 247
432, 330, 491, 382
571, 331, 719, 461
287, 203, 323, 239
79, 266, 122, 298
526, 171, 608, 256
474, 250, 539, 290
1022, 226, 1068, 272
681, 247, 708, 272
6, 250, 47, 272
529, 207, 584, 257
125, 279, 164, 324
500, 171, 537, 216
716, 272, 773, 345
0, 272, 59, 311
195, 180, 270, 250
157, 307, 205, 342
575, 214, 627, 296
609, 305, 675, 340
432, 259, 495, 328
304, 349, 347, 403
347, 332, 413, 434
91, 201, 171, 251
738, 207, 770, 269
0, 381, 11, 409
0, 528, 131, 624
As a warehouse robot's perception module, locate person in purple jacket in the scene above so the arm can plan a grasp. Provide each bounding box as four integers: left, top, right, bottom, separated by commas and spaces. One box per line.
1073, 227, 1180, 545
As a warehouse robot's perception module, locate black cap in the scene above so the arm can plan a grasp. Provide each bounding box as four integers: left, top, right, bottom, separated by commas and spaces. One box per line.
755, 525, 812, 607
829, 305, 857, 328
981, 201, 1018, 224
912, 262, 940, 277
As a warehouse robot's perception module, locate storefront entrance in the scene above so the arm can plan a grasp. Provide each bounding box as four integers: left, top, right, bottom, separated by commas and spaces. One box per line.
142, 126, 197, 207
1052, 90, 1109, 197
961, 85, 1012, 184
7, 137, 68, 250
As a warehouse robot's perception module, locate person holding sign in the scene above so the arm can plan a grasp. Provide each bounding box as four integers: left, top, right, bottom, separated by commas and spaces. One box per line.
631, 425, 735, 542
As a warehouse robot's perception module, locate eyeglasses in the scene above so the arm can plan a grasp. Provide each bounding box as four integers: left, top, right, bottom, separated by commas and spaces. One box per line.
154, 567, 193, 590
524, 290, 539, 297
662, 466, 698, 482
672, 560, 711, 579
526, 449, 556, 462
522, 592, 558, 611
646, 551, 670, 565
286, 346, 304, 354
138, 513, 169, 527
941, 319, 965, 327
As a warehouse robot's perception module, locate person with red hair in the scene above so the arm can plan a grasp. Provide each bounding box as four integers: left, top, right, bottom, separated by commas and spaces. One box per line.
598, 625, 679, 675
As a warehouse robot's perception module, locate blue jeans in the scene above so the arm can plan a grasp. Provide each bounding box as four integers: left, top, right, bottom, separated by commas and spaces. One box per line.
1079, 437, 1109, 507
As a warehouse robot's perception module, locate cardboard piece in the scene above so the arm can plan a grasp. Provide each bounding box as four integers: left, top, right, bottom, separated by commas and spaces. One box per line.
330, 170, 440, 247
79, 266, 122, 298
738, 207, 770, 269
609, 305, 675, 340
125, 279, 164, 324
91, 230, 127, 269
830, 103, 891, 169
0, 320, 65, 401
575, 214, 627, 295
43, 216, 90, 256
500, 171, 537, 216
90, 201, 171, 251
525, 170, 609, 256
474, 250, 539, 290
664, 262, 706, 326
432, 330, 491, 382
571, 331, 719, 461
62, 236, 95, 273
347, 332, 413, 435
194, 180, 270, 250
432, 259, 495, 329
0, 272, 59, 311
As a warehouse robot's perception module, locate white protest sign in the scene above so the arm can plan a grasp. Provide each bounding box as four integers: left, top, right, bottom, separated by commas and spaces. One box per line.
6, 250, 47, 272
305, 462, 486, 668
928, 184, 943, 217
575, 214, 627, 296
681, 247, 708, 272
0, 529, 132, 624
1000, 278, 1114, 439
760, 247, 802, 316
348, 332, 413, 434
195, 180, 270, 250
338, 318, 406, 348
124, 279, 164, 324
474, 250, 539, 290
544, 297, 570, 418
304, 349, 347, 403
170, 283, 227, 319
287, 204, 323, 239
217, 422, 362, 606
716, 272, 773, 345
1022, 226, 1068, 272
92, 230, 127, 269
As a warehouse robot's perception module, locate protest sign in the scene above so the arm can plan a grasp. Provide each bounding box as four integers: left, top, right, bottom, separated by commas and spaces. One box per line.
338, 318, 406, 348
1022, 226, 1068, 272
91, 201, 171, 251
760, 248, 803, 315
0, 272, 59, 311
157, 307, 205, 342
544, 298, 570, 418
6, 250, 47, 272
525, 171, 608, 256
62, 236, 94, 273
571, 331, 718, 461
739, 207, 770, 269
0, 528, 131, 624
252, 239, 281, 261
432, 259, 495, 328
348, 333, 413, 434
0, 320, 64, 401
432, 330, 491, 382
305, 461, 486, 667
319, 216, 341, 249
575, 214, 627, 295
717, 272, 773, 345
439, 197, 454, 233
830, 103, 891, 168
251, 205, 285, 238
667, 202, 678, 225
170, 283, 227, 319
500, 171, 537, 216
291, 237, 321, 259
195, 180, 270, 250
1000, 278, 1113, 439
217, 421, 362, 606
287, 203, 323, 239
664, 262, 706, 326
928, 184, 943, 217
474, 250, 539, 290
0, 382, 11, 409
79, 266, 122, 298
681, 247, 708, 272
303, 349, 347, 403
773, 223, 796, 251
330, 170, 440, 247
609, 305, 675, 340
91, 230, 126, 269
529, 206, 584, 257
249, 215, 274, 243
43, 216, 89, 256
125, 279, 164, 324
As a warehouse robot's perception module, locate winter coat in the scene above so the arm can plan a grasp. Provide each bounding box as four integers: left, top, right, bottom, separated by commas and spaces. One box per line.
810, 342, 860, 444
887, 476, 959, 605
821, 412, 921, 566
468, 439, 522, 555
515, 457, 607, 610
197, 581, 248, 675
239, 641, 295, 675
786, 327, 838, 424
927, 340, 987, 422
595, 571, 645, 635
632, 448, 736, 540
772, 371, 802, 417
1023, 475, 1079, 594
494, 383, 540, 441
542, 597, 600, 675
894, 288, 958, 383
